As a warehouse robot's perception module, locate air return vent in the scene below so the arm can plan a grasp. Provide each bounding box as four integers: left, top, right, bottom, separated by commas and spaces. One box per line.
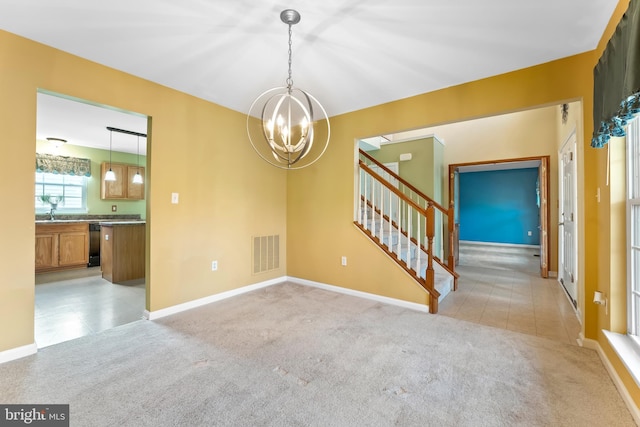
253, 235, 280, 274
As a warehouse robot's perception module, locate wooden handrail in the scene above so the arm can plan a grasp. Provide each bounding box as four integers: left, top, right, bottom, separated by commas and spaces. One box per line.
359, 149, 448, 213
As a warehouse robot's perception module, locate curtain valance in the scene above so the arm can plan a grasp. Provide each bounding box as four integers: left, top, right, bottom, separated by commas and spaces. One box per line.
592, 0, 640, 148
35, 153, 92, 177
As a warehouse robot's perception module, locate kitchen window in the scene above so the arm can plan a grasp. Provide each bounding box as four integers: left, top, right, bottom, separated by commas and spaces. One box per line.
35, 172, 88, 213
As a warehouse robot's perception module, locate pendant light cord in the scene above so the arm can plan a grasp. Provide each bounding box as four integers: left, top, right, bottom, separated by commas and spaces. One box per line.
136, 135, 140, 172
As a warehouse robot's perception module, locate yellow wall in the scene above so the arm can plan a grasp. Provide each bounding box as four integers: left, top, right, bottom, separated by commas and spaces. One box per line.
0, 30, 287, 352
286, 0, 636, 406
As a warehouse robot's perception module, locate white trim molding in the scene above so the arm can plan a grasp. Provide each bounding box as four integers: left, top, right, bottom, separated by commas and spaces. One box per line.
581, 335, 640, 425
0, 343, 37, 365
144, 276, 287, 320
287, 276, 429, 313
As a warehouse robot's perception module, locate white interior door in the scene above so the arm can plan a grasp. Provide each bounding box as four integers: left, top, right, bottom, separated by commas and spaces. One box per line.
558, 133, 578, 306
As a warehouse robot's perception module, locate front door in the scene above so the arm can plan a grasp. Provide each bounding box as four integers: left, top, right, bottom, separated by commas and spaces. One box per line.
558, 132, 578, 307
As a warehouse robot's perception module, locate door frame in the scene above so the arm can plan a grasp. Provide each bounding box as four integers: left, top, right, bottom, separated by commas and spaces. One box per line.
448, 155, 551, 278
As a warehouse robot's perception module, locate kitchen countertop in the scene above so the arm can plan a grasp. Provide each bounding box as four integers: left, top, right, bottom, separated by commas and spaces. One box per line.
35, 214, 143, 225
35, 219, 145, 225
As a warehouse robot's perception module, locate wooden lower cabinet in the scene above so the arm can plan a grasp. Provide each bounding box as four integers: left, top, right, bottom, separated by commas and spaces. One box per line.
35, 223, 89, 273
101, 223, 145, 283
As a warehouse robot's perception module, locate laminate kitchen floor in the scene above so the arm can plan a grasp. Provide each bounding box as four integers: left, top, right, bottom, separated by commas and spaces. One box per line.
35, 268, 145, 348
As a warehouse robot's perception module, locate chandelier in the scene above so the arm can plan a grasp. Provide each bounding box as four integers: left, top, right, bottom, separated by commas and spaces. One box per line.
247, 9, 330, 169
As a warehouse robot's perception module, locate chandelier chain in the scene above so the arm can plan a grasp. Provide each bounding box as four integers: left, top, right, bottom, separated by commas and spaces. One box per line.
286, 23, 293, 89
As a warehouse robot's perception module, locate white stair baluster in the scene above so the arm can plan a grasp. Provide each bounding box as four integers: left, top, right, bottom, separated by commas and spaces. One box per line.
396, 199, 402, 257
358, 169, 363, 226
407, 204, 412, 269
416, 212, 421, 278
388, 192, 393, 251
363, 172, 368, 230
371, 175, 376, 238
378, 177, 387, 237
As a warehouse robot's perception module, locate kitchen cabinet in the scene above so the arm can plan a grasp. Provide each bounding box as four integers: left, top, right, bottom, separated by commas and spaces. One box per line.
101, 222, 145, 283
100, 162, 145, 200
35, 222, 89, 272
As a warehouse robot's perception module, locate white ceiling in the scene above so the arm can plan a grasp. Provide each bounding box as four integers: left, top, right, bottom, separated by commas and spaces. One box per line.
0, 0, 618, 154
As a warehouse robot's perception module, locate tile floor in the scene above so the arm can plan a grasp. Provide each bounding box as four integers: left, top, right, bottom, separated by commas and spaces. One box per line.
35, 267, 146, 348
439, 243, 581, 346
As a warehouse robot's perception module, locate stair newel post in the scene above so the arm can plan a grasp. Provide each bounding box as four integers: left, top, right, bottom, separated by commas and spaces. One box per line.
447, 202, 457, 291
426, 203, 437, 313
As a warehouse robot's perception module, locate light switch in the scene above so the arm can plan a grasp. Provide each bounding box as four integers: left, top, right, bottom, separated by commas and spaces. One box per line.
171, 193, 179, 204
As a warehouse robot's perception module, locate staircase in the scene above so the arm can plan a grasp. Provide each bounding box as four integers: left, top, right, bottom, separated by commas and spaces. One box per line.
355, 149, 458, 313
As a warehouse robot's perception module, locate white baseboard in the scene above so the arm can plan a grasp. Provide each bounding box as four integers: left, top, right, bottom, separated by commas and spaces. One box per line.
144, 276, 287, 320
580, 337, 640, 424
459, 240, 540, 249
0, 343, 37, 365
287, 276, 429, 313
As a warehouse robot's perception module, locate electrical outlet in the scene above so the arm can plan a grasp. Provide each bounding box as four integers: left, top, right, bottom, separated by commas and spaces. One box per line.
171, 193, 179, 204
527, 231, 532, 236
111, 205, 117, 212
341, 256, 347, 266
211, 260, 218, 271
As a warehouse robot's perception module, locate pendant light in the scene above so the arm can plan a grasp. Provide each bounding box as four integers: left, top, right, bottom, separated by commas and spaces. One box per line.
104, 129, 116, 181
106, 126, 147, 182
132, 135, 143, 184
246, 9, 330, 170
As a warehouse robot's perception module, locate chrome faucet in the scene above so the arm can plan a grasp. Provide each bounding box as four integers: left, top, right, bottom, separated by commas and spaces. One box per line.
49, 201, 59, 220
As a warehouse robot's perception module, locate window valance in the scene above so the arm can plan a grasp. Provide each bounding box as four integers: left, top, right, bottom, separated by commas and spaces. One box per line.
35, 153, 92, 177
592, 0, 640, 148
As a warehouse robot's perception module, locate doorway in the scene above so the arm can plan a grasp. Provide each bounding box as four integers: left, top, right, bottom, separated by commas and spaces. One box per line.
448, 156, 550, 277
35, 91, 150, 348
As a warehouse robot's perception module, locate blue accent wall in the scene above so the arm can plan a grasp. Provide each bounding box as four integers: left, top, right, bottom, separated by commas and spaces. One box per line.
459, 168, 540, 245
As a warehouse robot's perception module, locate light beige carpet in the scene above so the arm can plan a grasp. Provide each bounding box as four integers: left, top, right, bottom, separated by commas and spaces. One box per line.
0, 282, 634, 426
